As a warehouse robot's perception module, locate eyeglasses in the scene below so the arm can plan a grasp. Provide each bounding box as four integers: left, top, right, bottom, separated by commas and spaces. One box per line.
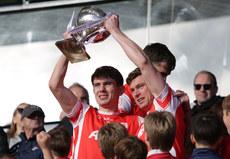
17, 108, 24, 114
194, 84, 212, 90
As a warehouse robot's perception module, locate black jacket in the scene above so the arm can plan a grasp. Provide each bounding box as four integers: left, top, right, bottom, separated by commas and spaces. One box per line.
0, 126, 10, 155
191, 95, 225, 118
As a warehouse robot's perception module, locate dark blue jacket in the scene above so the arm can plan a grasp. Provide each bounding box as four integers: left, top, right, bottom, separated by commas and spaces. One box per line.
189, 148, 222, 159
0, 126, 10, 155
10, 132, 43, 159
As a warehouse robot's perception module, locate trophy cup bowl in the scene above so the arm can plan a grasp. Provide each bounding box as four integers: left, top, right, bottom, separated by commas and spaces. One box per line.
55, 6, 110, 63
74, 6, 108, 43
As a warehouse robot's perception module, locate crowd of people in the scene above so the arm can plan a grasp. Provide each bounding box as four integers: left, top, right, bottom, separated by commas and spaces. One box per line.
0, 13, 229, 159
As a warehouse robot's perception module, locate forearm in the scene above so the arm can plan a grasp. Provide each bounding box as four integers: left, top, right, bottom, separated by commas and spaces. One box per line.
49, 55, 78, 114
105, 15, 165, 95
110, 28, 148, 70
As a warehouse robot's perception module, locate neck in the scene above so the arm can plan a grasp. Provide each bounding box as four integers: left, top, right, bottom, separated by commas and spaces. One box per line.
16, 125, 23, 135
195, 143, 214, 149
99, 105, 118, 113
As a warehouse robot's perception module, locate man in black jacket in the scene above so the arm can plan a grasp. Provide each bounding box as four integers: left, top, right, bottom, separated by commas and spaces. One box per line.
191, 70, 225, 118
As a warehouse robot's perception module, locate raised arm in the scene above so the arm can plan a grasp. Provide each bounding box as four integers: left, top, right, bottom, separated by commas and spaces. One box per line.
49, 54, 78, 114
104, 15, 165, 96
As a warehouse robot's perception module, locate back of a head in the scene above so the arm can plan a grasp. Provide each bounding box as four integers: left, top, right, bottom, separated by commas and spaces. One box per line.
222, 94, 230, 112
48, 126, 71, 158
0, 154, 16, 159
143, 43, 176, 71
98, 123, 129, 159
114, 135, 147, 159
191, 111, 222, 146
144, 111, 176, 151
91, 66, 123, 86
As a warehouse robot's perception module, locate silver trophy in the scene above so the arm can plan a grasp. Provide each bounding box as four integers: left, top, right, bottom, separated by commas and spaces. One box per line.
55, 6, 113, 63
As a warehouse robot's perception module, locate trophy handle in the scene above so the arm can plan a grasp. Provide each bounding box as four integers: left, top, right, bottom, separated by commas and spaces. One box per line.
55, 38, 90, 63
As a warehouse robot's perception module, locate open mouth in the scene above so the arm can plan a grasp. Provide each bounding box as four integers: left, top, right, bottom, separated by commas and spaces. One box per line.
99, 94, 108, 100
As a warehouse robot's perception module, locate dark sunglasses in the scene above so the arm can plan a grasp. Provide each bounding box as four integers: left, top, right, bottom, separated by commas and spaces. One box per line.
194, 84, 212, 90
17, 108, 24, 114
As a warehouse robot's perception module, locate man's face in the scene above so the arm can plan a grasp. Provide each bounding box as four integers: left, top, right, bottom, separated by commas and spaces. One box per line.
223, 109, 230, 134
70, 86, 88, 104
130, 75, 153, 112
153, 61, 171, 81
93, 76, 123, 111
194, 73, 217, 105
22, 112, 44, 139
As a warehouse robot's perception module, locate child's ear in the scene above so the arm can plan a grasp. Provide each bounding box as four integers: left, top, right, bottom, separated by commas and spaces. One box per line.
114, 156, 117, 159
190, 134, 196, 144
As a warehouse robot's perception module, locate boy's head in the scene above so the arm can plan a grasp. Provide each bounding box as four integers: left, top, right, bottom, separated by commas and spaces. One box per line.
222, 94, 230, 134
48, 126, 71, 158
114, 135, 147, 159
97, 122, 129, 159
191, 111, 222, 147
144, 111, 176, 151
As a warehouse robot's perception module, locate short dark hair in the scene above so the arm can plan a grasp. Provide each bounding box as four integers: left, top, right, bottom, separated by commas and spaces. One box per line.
191, 111, 222, 146
48, 126, 71, 158
114, 135, 147, 159
126, 68, 141, 85
194, 70, 217, 87
98, 123, 129, 159
91, 66, 123, 86
143, 43, 176, 71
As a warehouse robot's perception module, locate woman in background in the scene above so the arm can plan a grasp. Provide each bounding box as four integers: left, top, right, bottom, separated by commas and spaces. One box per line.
7, 103, 28, 148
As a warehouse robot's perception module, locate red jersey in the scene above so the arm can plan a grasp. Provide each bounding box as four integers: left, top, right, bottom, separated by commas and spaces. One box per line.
147, 149, 176, 159
119, 84, 147, 117
218, 135, 230, 159
136, 84, 186, 159
67, 101, 143, 159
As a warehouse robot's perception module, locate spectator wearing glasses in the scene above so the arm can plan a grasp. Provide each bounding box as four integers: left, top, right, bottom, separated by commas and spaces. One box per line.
191, 70, 225, 118
7, 103, 29, 148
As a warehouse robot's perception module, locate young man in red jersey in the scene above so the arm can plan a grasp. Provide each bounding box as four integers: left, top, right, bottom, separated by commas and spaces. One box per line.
103, 14, 188, 159
49, 35, 143, 159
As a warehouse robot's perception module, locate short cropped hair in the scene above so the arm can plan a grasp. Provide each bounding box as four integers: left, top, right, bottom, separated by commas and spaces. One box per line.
91, 66, 123, 86
191, 111, 222, 146
193, 70, 217, 87
97, 123, 129, 159
48, 126, 71, 158
114, 135, 147, 159
126, 68, 141, 85
144, 111, 176, 151
143, 43, 176, 71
